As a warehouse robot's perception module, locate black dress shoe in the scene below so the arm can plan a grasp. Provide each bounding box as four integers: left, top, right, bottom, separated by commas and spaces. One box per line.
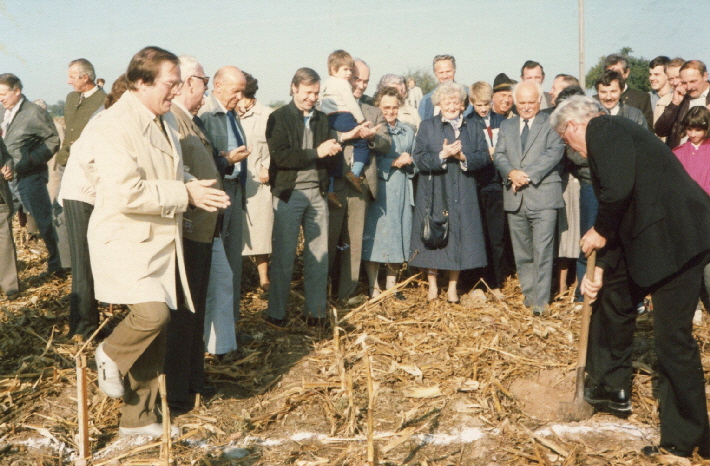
641, 445, 691, 458
266, 316, 285, 327
584, 384, 632, 413
191, 384, 216, 398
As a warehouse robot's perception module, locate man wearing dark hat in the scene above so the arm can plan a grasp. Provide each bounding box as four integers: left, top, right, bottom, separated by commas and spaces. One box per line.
492, 73, 516, 119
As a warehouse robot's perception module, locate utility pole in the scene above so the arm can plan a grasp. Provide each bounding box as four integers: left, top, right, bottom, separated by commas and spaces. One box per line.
579, 0, 586, 88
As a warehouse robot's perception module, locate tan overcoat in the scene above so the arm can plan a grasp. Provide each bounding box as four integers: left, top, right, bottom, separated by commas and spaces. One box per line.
85, 91, 194, 311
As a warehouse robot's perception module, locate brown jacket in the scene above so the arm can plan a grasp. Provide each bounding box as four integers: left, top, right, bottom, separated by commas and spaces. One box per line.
172, 105, 222, 243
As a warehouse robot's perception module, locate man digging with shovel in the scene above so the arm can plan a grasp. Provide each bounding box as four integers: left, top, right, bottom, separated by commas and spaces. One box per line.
550, 96, 710, 460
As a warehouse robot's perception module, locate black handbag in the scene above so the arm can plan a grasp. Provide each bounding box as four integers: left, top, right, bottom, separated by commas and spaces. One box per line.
420, 173, 449, 250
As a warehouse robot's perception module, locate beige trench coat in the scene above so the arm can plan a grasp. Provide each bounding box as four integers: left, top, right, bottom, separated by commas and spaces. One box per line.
85, 91, 194, 311
240, 101, 274, 255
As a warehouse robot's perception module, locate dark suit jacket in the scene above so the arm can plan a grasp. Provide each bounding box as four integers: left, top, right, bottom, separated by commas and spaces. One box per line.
587, 115, 710, 288
654, 91, 710, 149
266, 100, 336, 202
467, 111, 505, 191
620, 87, 653, 130
57, 88, 107, 165
1, 97, 60, 178
0, 138, 13, 208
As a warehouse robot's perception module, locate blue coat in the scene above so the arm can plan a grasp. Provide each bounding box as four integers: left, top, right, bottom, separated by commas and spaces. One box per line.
362, 122, 416, 263
409, 114, 490, 270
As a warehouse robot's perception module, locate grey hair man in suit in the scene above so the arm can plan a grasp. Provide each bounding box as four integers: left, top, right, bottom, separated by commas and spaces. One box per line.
0, 73, 61, 275
198, 66, 250, 340
328, 59, 391, 300
493, 81, 565, 315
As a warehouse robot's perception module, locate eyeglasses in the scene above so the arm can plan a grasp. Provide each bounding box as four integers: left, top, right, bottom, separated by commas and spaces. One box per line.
158, 80, 183, 92
191, 75, 210, 86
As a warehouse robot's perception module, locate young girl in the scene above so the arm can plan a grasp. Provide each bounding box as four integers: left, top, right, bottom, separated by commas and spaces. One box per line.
674, 106, 710, 195
673, 105, 710, 325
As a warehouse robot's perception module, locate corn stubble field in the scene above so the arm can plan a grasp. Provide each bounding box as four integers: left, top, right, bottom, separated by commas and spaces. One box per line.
2, 232, 710, 466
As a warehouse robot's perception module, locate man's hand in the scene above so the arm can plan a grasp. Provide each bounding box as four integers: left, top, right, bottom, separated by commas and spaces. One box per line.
223, 145, 251, 165
317, 139, 342, 158
508, 169, 530, 192
671, 83, 687, 106
580, 266, 604, 302
1, 165, 13, 181
186, 179, 231, 212
341, 123, 367, 142
391, 151, 413, 168
359, 123, 382, 141
259, 166, 269, 184
580, 227, 606, 256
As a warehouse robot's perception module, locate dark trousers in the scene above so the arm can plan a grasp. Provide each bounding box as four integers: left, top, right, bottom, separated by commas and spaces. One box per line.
587, 249, 710, 455
64, 199, 97, 337
17, 170, 60, 271
478, 188, 509, 289
164, 238, 212, 408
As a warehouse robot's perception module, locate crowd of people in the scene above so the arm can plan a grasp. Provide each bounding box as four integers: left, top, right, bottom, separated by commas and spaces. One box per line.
1, 46, 710, 458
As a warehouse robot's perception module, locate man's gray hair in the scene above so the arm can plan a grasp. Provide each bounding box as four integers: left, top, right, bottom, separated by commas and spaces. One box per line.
178, 55, 201, 82
377, 73, 406, 96
549, 96, 604, 132
433, 54, 456, 70
432, 82, 467, 107
69, 58, 96, 82
513, 81, 543, 106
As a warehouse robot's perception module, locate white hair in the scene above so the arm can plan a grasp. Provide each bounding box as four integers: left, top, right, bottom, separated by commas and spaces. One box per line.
549, 96, 604, 132
513, 81, 543, 106
432, 82, 468, 107
177, 55, 201, 82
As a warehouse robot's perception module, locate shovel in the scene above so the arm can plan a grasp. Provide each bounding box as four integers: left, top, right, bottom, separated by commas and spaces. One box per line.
558, 250, 596, 422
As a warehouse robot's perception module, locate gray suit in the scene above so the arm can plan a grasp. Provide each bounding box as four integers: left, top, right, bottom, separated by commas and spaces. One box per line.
198, 93, 246, 320
0, 137, 18, 295
493, 111, 564, 311
328, 103, 391, 300
615, 102, 648, 130
1, 98, 61, 271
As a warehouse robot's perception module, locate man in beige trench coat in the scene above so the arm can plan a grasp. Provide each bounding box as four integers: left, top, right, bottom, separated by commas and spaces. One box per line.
85, 46, 229, 438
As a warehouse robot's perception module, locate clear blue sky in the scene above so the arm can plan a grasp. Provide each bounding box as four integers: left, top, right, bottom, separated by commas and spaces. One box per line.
2, 0, 709, 106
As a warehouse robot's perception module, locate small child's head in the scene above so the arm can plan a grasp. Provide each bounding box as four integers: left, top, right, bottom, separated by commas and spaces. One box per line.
682, 106, 710, 145
469, 81, 493, 118
328, 50, 354, 80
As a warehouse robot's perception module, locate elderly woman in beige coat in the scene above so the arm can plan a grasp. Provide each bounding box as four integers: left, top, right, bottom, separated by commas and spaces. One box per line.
238, 73, 274, 290
87, 47, 229, 438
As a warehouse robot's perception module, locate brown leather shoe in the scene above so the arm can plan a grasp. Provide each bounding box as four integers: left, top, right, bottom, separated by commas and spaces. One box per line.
345, 171, 363, 193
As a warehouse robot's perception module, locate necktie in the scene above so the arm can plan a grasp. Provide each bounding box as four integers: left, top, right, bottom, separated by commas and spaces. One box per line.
154, 116, 169, 143
78, 94, 84, 106
521, 119, 530, 151
486, 125, 493, 143
227, 110, 247, 186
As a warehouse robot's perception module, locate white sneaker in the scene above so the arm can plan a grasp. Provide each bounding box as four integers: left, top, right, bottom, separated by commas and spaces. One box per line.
118, 423, 179, 438
95, 342, 125, 398
694, 308, 703, 326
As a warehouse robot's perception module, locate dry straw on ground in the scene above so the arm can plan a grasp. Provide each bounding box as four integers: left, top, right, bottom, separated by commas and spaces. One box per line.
2, 233, 710, 465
